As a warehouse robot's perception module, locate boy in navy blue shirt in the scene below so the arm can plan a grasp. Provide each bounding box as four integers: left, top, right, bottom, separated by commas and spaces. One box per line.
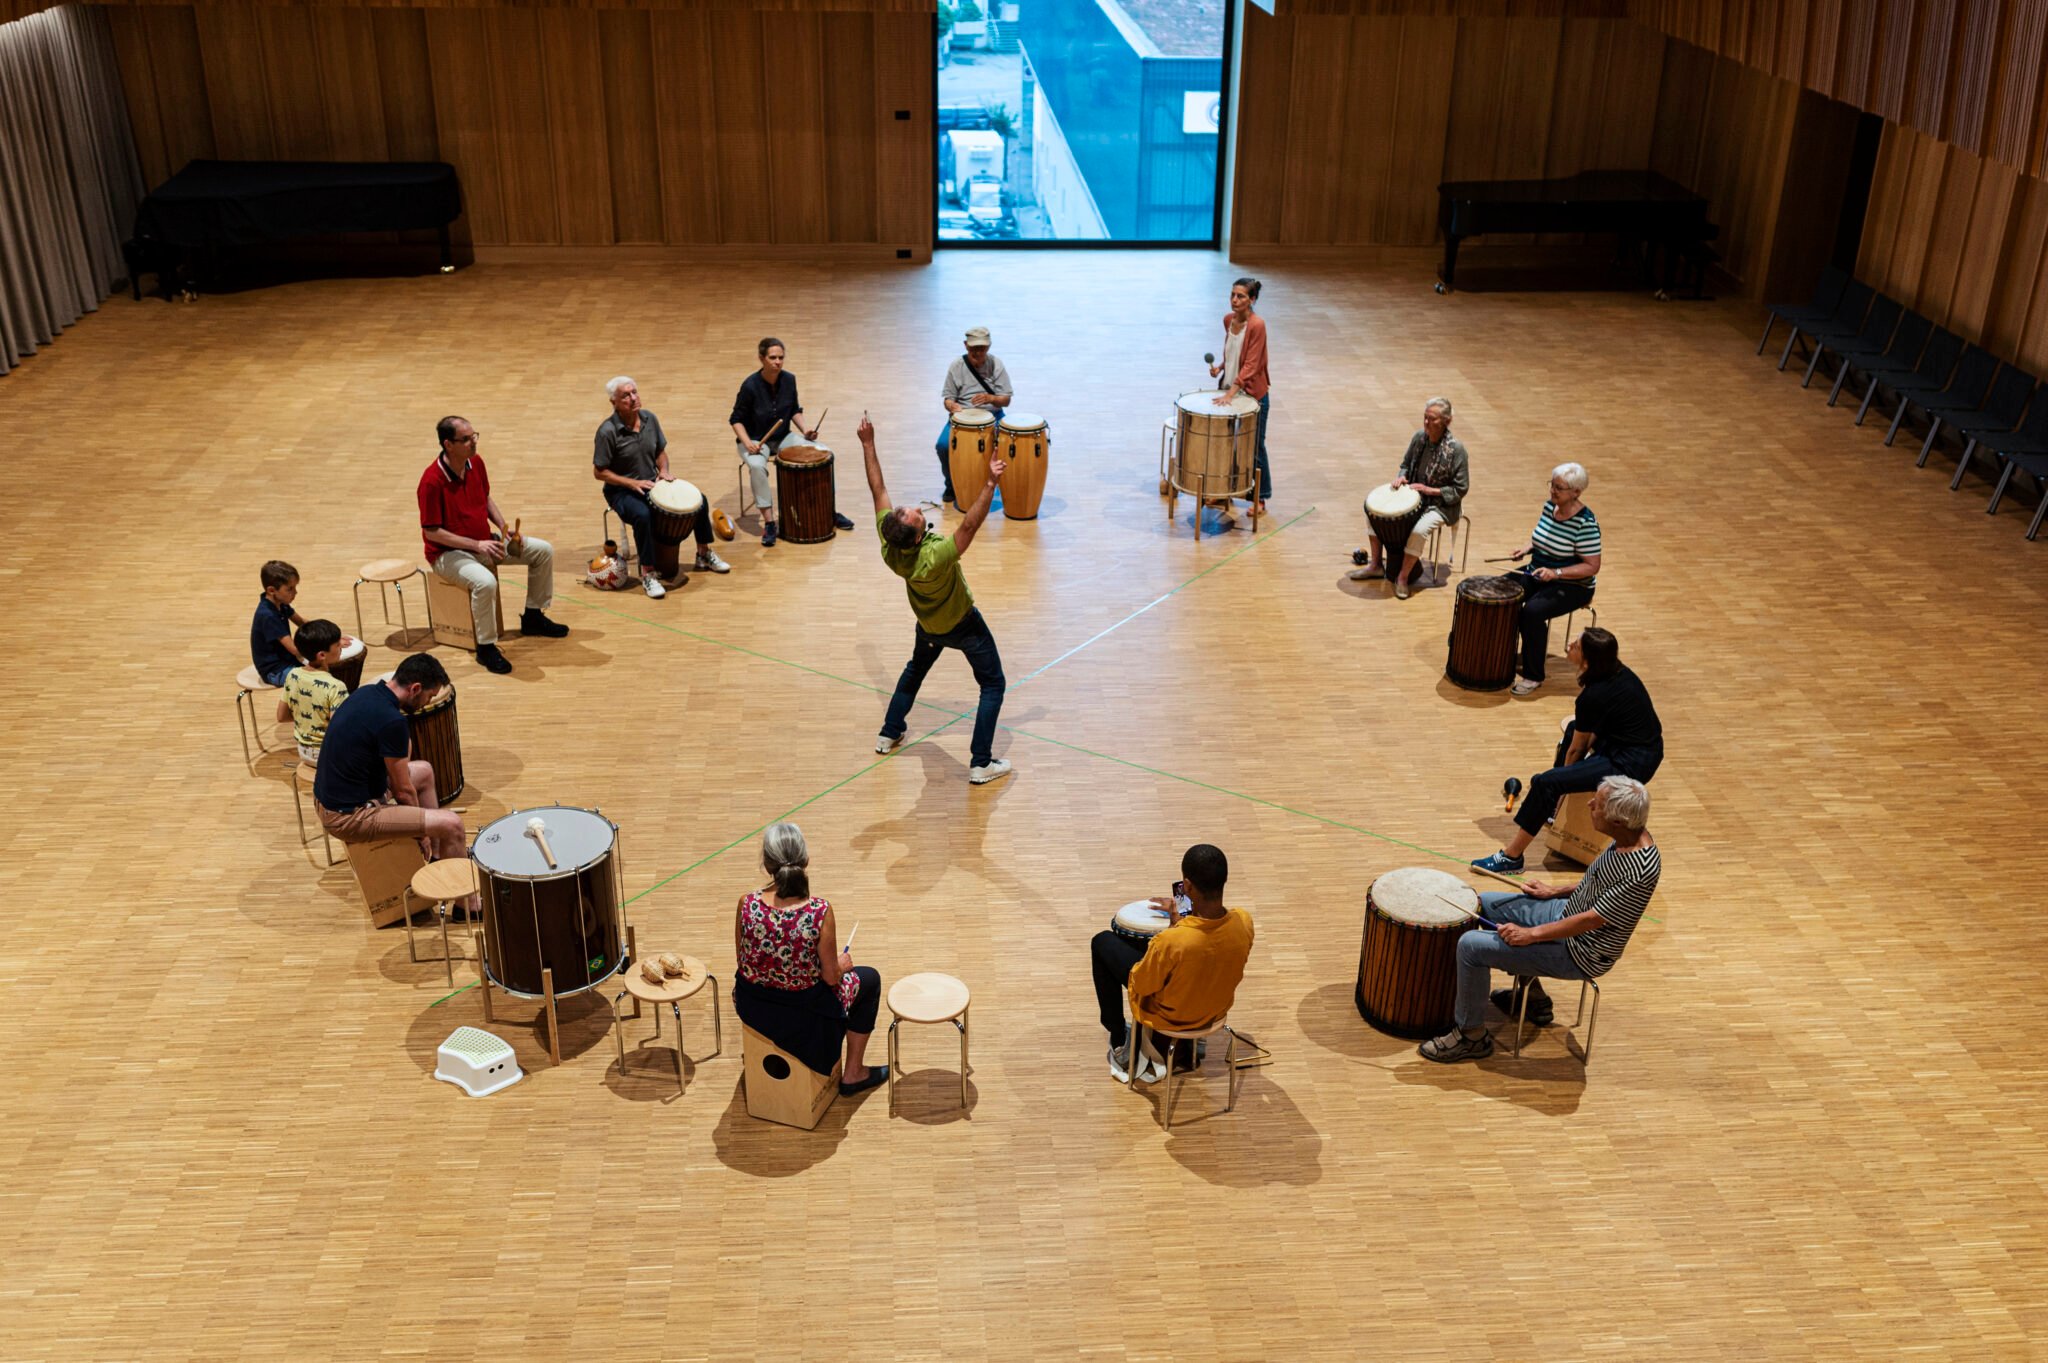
250, 560, 308, 686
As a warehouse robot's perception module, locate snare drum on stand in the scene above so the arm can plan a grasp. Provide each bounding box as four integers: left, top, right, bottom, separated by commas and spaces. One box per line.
1165, 391, 1261, 539
1445, 574, 1526, 691
647, 479, 704, 580
472, 805, 628, 1065
948, 408, 998, 508
773, 440, 838, 543
331, 636, 367, 692
996, 412, 1050, 520
1355, 866, 1478, 1039
1364, 483, 1424, 565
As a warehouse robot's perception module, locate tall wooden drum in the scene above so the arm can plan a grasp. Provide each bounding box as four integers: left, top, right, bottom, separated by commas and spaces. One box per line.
1355, 866, 1477, 1039
647, 479, 703, 580
473, 806, 625, 1000
407, 683, 464, 803
948, 408, 998, 506
1446, 574, 1525, 691
996, 412, 1049, 519
331, 636, 367, 692
772, 441, 837, 543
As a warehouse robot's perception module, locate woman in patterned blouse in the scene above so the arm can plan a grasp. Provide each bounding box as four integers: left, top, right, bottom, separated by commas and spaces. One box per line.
731, 822, 887, 1095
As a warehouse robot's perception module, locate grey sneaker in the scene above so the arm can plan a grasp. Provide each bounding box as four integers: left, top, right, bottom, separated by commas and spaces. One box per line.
695, 551, 731, 574
1511, 676, 1543, 696
875, 733, 901, 755
968, 758, 1013, 785
1419, 1029, 1495, 1063
1107, 1045, 1133, 1084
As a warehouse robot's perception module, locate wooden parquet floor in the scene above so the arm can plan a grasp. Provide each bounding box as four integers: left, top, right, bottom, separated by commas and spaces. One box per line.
3, 251, 2046, 1362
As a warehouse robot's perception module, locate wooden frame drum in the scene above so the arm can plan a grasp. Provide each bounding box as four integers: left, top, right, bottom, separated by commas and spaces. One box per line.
772, 441, 837, 543
948, 408, 998, 506
1355, 866, 1477, 1039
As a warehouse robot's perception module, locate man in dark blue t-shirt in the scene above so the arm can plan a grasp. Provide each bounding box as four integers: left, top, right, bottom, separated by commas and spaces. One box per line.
313, 653, 475, 913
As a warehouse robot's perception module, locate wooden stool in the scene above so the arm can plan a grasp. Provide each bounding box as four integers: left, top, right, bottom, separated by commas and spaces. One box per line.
422, 561, 504, 652
886, 972, 971, 1115
290, 760, 337, 867
343, 833, 427, 928
353, 558, 426, 647
1129, 1015, 1246, 1129
1546, 791, 1613, 866
403, 859, 475, 987
235, 664, 283, 768
610, 953, 721, 1094
1510, 976, 1601, 1063
741, 1024, 839, 1129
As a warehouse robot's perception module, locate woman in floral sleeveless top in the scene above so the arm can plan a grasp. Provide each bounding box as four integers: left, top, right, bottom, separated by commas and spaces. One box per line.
731, 821, 886, 1094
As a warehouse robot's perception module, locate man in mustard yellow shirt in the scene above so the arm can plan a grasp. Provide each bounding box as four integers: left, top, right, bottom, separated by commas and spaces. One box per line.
860, 413, 1013, 785
1091, 844, 1255, 1083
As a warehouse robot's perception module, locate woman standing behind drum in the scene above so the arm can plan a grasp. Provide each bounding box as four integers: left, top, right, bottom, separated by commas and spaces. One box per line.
731, 823, 887, 1096
1349, 397, 1469, 599
1504, 462, 1601, 695
1209, 277, 1271, 518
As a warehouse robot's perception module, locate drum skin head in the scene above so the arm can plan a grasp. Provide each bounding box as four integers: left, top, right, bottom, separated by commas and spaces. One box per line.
1112, 899, 1172, 936
774, 443, 832, 467
951, 408, 997, 428
1458, 574, 1526, 604
1366, 482, 1421, 517
650, 479, 704, 514
474, 806, 615, 876
1368, 866, 1476, 927
1000, 412, 1048, 433
1177, 389, 1258, 418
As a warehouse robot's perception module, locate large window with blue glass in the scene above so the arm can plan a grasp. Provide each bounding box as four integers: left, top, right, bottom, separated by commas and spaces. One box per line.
937, 0, 1227, 243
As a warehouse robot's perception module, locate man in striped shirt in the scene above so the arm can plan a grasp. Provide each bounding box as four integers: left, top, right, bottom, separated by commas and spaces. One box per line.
1421, 776, 1660, 1063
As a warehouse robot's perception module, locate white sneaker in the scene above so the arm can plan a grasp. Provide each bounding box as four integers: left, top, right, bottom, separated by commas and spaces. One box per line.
642, 573, 666, 599
1107, 1045, 1133, 1084
875, 734, 901, 754
1511, 676, 1542, 696
695, 551, 731, 575
968, 758, 1013, 785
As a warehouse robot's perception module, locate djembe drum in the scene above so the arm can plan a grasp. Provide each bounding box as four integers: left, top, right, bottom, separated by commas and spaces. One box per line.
1364, 483, 1423, 563
1446, 575, 1525, 691
647, 479, 703, 580
1355, 866, 1478, 1039
773, 441, 837, 543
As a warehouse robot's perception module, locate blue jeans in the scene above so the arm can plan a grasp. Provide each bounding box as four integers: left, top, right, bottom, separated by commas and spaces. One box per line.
259, 661, 298, 687
1252, 392, 1271, 499
880, 606, 1006, 768
935, 422, 954, 500
1454, 893, 1592, 1030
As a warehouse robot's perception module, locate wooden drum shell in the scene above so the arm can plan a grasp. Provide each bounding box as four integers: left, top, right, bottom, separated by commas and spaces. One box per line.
474, 810, 625, 1001
406, 686, 464, 804
773, 449, 837, 543
330, 638, 367, 693
996, 417, 1049, 520
948, 411, 997, 507
647, 482, 702, 580
1445, 575, 1525, 692
1355, 888, 1465, 1040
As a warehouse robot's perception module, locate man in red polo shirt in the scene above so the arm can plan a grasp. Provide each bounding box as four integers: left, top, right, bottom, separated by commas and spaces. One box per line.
419, 415, 567, 674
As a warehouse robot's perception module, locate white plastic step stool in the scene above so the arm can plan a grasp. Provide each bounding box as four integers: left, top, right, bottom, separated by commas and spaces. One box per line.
435, 1027, 522, 1097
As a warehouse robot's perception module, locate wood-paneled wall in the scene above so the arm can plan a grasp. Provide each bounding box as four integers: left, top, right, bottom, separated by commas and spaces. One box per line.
1857, 120, 2048, 373
1231, 6, 1808, 294
1627, 0, 2048, 178
102, 1, 934, 253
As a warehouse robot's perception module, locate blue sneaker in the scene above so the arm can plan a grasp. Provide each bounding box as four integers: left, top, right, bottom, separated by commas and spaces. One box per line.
1471, 851, 1524, 875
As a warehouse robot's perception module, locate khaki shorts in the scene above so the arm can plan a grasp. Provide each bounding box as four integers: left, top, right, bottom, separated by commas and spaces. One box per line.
317, 798, 431, 844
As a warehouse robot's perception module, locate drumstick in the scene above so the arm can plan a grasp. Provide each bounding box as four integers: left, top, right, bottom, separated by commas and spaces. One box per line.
844, 921, 858, 949
810, 407, 828, 438
1435, 892, 1501, 930
1467, 862, 1526, 890
1482, 554, 1520, 563
525, 817, 556, 870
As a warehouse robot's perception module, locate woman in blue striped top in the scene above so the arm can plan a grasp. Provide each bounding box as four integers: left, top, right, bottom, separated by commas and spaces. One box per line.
1505, 462, 1601, 695
1421, 776, 1661, 1063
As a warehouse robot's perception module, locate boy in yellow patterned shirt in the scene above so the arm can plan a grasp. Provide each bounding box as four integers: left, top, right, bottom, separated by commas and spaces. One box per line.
275, 620, 352, 762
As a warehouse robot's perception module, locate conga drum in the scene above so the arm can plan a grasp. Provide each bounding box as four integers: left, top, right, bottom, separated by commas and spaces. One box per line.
1355, 866, 1478, 1039
1445, 575, 1526, 691
1364, 483, 1423, 561
330, 636, 367, 692
996, 412, 1050, 519
647, 479, 703, 580
773, 441, 837, 543
948, 408, 998, 506
1171, 391, 1259, 500
473, 806, 626, 1001
1110, 899, 1173, 945
406, 683, 464, 803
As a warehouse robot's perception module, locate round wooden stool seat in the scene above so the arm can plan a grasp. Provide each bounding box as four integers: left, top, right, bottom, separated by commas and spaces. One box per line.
293, 761, 319, 789
410, 858, 478, 903
889, 972, 970, 1024
237, 664, 274, 691
624, 954, 711, 1005
360, 558, 418, 583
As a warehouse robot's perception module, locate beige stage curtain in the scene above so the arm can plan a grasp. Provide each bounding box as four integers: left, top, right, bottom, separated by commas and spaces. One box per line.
0, 5, 142, 375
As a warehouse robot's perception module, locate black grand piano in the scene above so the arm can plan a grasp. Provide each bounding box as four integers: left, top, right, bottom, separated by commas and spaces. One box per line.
129, 160, 463, 297
1435, 170, 1711, 293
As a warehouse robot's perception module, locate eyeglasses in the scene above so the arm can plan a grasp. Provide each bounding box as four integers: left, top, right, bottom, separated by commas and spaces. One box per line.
451, 433, 480, 445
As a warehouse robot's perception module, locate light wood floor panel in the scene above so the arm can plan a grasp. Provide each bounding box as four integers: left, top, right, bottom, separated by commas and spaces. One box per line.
2, 252, 2046, 1361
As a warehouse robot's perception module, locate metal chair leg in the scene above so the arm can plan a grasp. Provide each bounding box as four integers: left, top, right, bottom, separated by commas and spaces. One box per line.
955, 1009, 969, 1110
1776, 327, 1800, 371
1916, 418, 1943, 467
1511, 977, 1532, 1058
1987, 459, 2017, 513
1566, 980, 1601, 1064
1855, 377, 1880, 424
887, 1018, 901, 1114
1949, 438, 1979, 491
1885, 399, 1909, 445
1755, 317, 1774, 355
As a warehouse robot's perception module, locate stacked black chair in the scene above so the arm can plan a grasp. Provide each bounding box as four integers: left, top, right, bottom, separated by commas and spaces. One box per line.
1800, 293, 1901, 389
1982, 400, 2048, 540
1858, 326, 1962, 426
1937, 369, 2038, 486
1886, 344, 1996, 447
1757, 264, 1848, 358
1916, 364, 2031, 480
1773, 278, 1873, 372
1826, 309, 1929, 408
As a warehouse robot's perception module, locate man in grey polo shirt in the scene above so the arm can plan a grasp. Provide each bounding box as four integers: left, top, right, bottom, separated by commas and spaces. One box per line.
593, 376, 728, 597
935, 326, 1014, 507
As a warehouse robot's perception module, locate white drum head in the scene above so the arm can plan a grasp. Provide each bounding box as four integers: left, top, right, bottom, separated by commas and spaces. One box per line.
1113, 899, 1173, 937
474, 806, 616, 878
1366, 482, 1422, 517
1368, 866, 1477, 927
337, 637, 365, 661
650, 479, 703, 514
999, 412, 1047, 433
951, 408, 997, 428
1177, 390, 1258, 418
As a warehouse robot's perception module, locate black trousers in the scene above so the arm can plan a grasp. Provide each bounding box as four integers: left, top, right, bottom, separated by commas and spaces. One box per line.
1513, 721, 1664, 838
1509, 570, 1595, 681
844, 964, 882, 1034
1090, 930, 1144, 1048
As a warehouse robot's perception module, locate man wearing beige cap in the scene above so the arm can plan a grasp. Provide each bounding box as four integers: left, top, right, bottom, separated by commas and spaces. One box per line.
936, 326, 1013, 507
